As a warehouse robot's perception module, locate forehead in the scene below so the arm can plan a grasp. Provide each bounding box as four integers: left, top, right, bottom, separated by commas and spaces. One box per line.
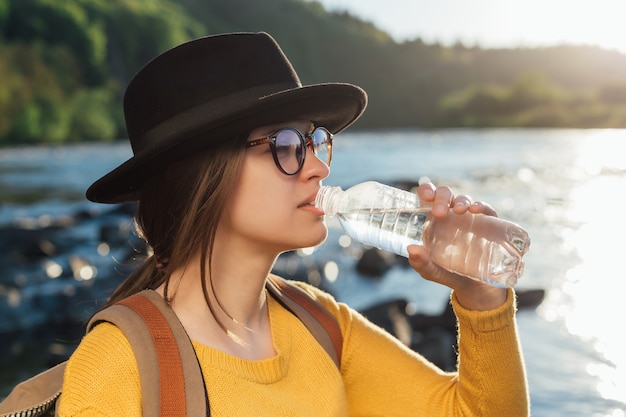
247, 120, 313, 139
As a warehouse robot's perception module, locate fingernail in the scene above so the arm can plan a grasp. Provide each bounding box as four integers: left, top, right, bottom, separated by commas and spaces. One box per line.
434, 203, 448, 214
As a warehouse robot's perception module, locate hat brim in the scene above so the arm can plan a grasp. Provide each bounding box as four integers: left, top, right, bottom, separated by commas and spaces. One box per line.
86, 83, 366, 203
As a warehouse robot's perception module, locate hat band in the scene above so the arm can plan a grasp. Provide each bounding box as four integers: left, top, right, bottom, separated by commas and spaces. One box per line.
132, 81, 301, 155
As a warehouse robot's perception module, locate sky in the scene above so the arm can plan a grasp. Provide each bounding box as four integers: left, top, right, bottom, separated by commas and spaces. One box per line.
311, 0, 626, 54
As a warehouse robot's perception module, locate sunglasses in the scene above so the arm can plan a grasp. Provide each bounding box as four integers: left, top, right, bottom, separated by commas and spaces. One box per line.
245, 127, 333, 175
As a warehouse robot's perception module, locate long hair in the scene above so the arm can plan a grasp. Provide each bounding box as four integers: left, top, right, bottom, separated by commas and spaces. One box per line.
103, 135, 247, 330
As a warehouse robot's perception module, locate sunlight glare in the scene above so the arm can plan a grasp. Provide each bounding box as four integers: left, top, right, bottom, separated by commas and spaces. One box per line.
313, 0, 626, 53
576, 131, 626, 175
547, 134, 626, 405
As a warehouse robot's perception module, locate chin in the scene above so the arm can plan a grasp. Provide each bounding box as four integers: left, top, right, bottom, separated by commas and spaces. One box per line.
313, 224, 329, 245
297, 226, 328, 250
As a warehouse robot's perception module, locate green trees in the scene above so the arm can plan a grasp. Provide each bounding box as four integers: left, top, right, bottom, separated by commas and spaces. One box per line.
0, 0, 204, 144
438, 72, 626, 128
1, 0, 626, 144
2, 0, 108, 143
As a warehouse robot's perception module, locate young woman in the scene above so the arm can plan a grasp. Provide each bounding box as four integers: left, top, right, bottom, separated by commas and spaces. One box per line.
59, 32, 529, 416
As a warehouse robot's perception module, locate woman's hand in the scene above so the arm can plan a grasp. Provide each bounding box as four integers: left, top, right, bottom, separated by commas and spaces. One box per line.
406, 182, 507, 311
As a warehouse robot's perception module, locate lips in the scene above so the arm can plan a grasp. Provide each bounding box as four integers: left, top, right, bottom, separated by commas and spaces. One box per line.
298, 191, 321, 211
297, 199, 315, 209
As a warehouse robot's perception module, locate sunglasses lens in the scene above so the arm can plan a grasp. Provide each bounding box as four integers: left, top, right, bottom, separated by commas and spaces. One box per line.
269, 127, 332, 175
311, 128, 332, 166
274, 129, 304, 174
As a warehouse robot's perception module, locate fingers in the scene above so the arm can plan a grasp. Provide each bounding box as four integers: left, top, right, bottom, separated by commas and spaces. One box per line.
407, 245, 466, 288
417, 183, 452, 216
417, 181, 498, 217
452, 195, 472, 214
468, 201, 498, 217
408, 245, 508, 309
416, 182, 436, 205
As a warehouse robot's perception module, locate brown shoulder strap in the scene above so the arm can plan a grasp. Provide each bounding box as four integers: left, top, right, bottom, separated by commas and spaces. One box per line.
86, 279, 342, 416
89, 290, 208, 417
0, 280, 342, 417
266, 275, 343, 368
0, 362, 65, 417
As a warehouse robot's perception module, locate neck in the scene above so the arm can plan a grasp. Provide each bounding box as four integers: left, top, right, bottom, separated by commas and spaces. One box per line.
157, 250, 279, 359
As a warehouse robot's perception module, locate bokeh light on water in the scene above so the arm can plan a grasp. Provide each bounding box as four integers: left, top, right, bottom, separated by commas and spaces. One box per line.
539, 131, 626, 409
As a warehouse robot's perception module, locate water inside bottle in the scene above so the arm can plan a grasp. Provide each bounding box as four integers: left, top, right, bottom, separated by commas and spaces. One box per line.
336, 208, 431, 257
335, 207, 528, 287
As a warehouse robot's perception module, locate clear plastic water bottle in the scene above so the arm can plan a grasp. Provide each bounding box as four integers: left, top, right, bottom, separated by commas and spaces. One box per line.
315, 181, 530, 287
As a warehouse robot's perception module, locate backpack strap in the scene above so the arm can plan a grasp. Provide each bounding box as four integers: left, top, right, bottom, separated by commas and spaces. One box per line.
266, 275, 344, 368
88, 290, 209, 417
0, 361, 65, 417
0, 278, 342, 417
90, 278, 342, 416
0, 290, 210, 417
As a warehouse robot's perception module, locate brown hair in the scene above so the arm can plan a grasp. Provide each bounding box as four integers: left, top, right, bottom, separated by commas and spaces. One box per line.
104, 135, 247, 328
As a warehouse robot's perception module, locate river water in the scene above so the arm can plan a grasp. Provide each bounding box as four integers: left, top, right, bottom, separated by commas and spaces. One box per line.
1, 128, 625, 416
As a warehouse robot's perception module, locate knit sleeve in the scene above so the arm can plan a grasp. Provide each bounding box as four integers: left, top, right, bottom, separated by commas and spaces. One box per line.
450, 288, 529, 416
297, 283, 529, 417
58, 322, 142, 417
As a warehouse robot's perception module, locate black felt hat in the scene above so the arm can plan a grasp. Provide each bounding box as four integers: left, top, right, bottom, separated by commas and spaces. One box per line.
86, 32, 367, 203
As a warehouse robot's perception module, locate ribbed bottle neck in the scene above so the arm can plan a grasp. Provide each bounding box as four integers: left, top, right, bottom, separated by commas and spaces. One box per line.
315, 185, 343, 215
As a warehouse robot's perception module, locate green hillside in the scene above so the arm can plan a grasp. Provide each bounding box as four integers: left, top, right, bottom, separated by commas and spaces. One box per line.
2, 0, 626, 144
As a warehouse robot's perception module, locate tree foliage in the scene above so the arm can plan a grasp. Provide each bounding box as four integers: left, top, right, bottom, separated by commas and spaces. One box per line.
1, 0, 626, 144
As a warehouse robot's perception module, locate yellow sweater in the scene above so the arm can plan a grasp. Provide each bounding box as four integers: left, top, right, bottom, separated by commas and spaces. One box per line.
59, 283, 528, 416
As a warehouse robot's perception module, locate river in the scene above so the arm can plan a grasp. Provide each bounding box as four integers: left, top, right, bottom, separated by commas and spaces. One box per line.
1, 128, 625, 416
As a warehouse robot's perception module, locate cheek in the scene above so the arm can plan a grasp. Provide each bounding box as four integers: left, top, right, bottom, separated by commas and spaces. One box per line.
224, 156, 328, 250
227, 159, 289, 231
231, 190, 283, 229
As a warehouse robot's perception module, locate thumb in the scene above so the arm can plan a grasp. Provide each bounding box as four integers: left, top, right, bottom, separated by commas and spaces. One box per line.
406, 245, 464, 288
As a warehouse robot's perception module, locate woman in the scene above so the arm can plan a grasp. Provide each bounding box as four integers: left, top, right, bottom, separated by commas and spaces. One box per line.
59, 32, 528, 416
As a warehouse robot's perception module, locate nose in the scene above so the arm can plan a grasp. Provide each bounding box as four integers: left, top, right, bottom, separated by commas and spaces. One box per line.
300, 148, 330, 180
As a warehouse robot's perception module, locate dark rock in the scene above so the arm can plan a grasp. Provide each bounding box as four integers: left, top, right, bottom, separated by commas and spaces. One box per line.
360, 297, 457, 369
355, 248, 394, 278
517, 288, 545, 309
410, 301, 456, 334
0, 227, 58, 263
390, 179, 421, 193
361, 298, 411, 340
411, 327, 457, 371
